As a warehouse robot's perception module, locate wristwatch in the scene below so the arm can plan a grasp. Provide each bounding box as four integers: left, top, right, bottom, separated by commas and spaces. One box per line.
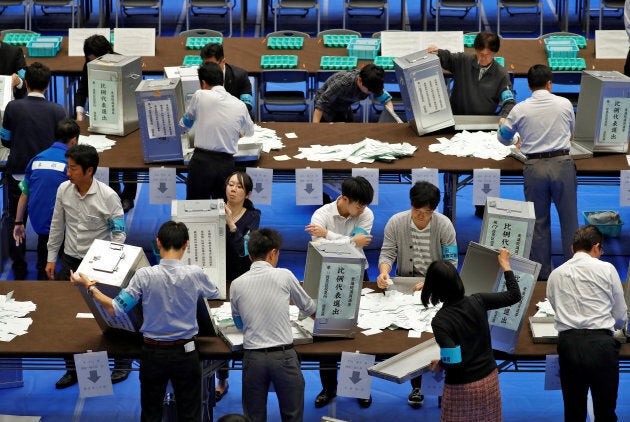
87, 285, 96, 296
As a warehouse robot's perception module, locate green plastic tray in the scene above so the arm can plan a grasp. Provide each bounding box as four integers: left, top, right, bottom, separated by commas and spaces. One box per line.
547, 57, 586, 71
494, 56, 505, 67
464, 33, 477, 48
347, 38, 381, 60
185, 37, 223, 49
545, 35, 586, 49
182, 55, 203, 66
260, 55, 298, 69
3, 32, 40, 46
27, 36, 62, 57
322, 34, 359, 48
267, 36, 304, 50
374, 56, 395, 70
320, 56, 358, 70
546, 44, 579, 59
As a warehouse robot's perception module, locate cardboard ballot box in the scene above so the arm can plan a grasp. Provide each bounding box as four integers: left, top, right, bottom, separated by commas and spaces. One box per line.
87, 54, 142, 136
76, 240, 150, 334
574, 70, 630, 153
460, 242, 541, 354
135, 78, 185, 163
368, 338, 440, 383
302, 242, 366, 338
171, 199, 227, 300
394, 52, 454, 136
480, 197, 535, 259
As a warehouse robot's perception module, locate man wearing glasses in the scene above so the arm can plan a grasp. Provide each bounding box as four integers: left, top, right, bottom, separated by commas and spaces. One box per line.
377, 181, 458, 409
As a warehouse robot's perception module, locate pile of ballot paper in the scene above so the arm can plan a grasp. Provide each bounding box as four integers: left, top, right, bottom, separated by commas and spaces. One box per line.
241, 125, 285, 153
429, 131, 513, 160
0, 292, 36, 342
79, 134, 117, 152
533, 299, 555, 317
294, 138, 417, 164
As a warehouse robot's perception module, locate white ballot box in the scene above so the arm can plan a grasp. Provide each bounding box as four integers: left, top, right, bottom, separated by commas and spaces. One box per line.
76, 239, 150, 334
135, 78, 185, 163
368, 338, 440, 383
302, 242, 366, 338
171, 199, 227, 299
460, 242, 540, 354
163, 66, 201, 108
480, 197, 535, 259
87, 54, 142, 136
394, 52, 454, 136
574, 70, 630, 153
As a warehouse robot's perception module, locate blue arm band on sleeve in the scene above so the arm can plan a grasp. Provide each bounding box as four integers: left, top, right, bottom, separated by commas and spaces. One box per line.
442, 245, 458, 261
498, 125, 516, 142
113, 290, 138, 313
17, 69, 25, 79
243, 233, 250, 257
109, 218, 126, 234
500, 89, 514, 104
181, 115, 194, 128
1, 128, 11, 142
233, 315, 243, 330
350, 227, 369, 237
440, 346, 462, 364
240, 94, 253, 107
376, 90, 392, 104
18, 179, 28, 196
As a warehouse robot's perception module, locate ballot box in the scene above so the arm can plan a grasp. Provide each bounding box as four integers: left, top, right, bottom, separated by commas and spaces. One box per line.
87, 54, 142, 136
135, 78, 185, 163
171, 199, 227, 300
479, 197, 535, 259
302, 242, 366, 338
163, 66, 200, 108
367, 338, 440, 383
574, 70, 630, 153
394, 52, 454, 136
460, 242, 541, 354
75, 240, 150, 334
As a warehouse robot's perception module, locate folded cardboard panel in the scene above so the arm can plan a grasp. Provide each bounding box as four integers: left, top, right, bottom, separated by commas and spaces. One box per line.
367, 338, 440, 383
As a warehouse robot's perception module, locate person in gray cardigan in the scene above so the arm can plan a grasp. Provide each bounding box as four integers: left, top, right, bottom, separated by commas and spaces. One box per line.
376, 181, 458, 409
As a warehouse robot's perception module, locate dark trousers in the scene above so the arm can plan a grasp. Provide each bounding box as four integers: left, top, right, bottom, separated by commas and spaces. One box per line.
7, 176, 27, 277
323, 108, 355, 123
109, 170, 138, 200
625, 48, 630, 77
558, 329, 620, 422
36, 233, 48, 280
186, 149, 234, 200
140, 343, 201, 422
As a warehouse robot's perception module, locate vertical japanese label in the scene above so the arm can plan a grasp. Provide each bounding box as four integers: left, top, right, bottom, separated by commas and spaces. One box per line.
415, 74, 447, 115
144, 99, 176, 139
316, 263, 362, 319
488, 270, 535, 331
598, 97, 630, 144
482, 217, 530, 257
89, 77, 118, 126
183, 222, 221, 269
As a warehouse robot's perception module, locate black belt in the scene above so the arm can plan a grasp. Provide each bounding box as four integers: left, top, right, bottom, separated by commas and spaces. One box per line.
143, 337, 194, 346
560, 329, 612, 337
246, 344, 294, 353
526, 150, 570, 160
193, 148, 232, 158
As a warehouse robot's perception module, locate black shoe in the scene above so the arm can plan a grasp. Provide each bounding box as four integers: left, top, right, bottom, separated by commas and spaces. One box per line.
408, 388, 424, 409
474, 205, 485, 218
111, 369, 130, 384
358, 395, 372, 408
121, 198, 135, 213
314, 389, 336, 408
215, 383, 229, 402
56, 371, 78, 389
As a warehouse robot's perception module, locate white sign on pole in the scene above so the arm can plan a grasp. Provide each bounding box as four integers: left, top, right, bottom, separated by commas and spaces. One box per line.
149, 167, 176, 205
338, 351, 375, 400
74, 351, 114, 398
246, 167, 273, 206
352, 168, 379, 205
620, 170, 630, 207
472, 168, 500, 206
296, 168, 323, 205
411, 168, 439, 188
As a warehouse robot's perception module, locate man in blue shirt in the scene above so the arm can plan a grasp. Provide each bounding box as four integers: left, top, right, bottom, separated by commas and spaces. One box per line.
13, 118, 79, 280
72, 221, 220, 422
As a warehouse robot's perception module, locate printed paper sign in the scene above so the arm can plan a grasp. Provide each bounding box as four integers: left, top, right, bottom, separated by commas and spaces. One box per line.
149, 167, 176, 205
338, 351, 375, 399
74, 351, 114, 398
246, 167, 273, 206
296, 168, 323, 205
473, 169, 500, 206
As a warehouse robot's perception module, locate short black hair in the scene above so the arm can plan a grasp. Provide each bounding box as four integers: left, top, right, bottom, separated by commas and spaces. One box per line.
527, 64, 553, 90
226, 171, 255, 209
341, 176, 374, 206
200, 43, 224, 62
198, 62, 224, 87
65, 144, 99, 174
473, 31, 500, 53
409, 181, 440, 210
359, 64, 385, 95
157, 221, 190, 251
421, 261, 465, 307
25, 62, 51, 92
572, 225, 603, 254
247, 229, 283, 260
217, 414, 252, 422
55, 118, 80, 145
83, 34, 113, 59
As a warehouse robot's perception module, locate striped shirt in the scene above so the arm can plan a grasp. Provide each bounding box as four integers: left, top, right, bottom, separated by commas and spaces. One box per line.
410, 220, 432, 276
230, 261, 316, 350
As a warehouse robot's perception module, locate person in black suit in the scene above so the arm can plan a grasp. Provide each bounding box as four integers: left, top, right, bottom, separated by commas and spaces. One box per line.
0, 41, 27, 99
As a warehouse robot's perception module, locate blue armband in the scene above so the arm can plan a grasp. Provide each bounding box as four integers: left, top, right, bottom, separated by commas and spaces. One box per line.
109, 218, 126, 234
500, 88, 514, 104
233, 315, 243, 330
114, 290, 138, 313
442, 245, 458, 261
440, 345, 462, 364
239, 94, 253, 108
350, 227, 369, 237
17, 69, 25, 79
498, 125, 516, 143
376, 90, 392, 104
181, 115, 194, 128
18, 179, 29, 196
243, 232, 250, 257
1, 127, 11, 142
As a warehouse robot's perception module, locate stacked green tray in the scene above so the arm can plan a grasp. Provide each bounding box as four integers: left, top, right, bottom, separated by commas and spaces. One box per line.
494, 56, 505, 67
374, 56, 395, 70
546, 43, 579, 59
347, 38, 381, 60
322, 34, 359, 48
27, 36, 62, 57
463, 33, 477, 48
260, 55, 298, 69
544, 35, 586, 49
185, 37, 223, 49
320, 56, 358, 70
547, 57, 586, 71
267, 37, 304, 50
3, 32, 40, 46
182, 55, 203, 66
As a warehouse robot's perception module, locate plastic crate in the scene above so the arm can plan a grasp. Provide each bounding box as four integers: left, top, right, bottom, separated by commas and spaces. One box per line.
547, 57, 586, 71
546, 44, 579, 58
260, 55, 298, 69
374, 56, 395, 70
185, 36, 222, 49
494, 56, 505, 67
182, 55, 203, 66
2, 32, 40, 46
27, 36, 62, 57
583, 211, 624, 237
322, 34, 359, 48
320, 56, 358, 70
544, 35, 586, 49
464, 33, 477, 48
267, 36, 304, 50
347, 38, 381, 60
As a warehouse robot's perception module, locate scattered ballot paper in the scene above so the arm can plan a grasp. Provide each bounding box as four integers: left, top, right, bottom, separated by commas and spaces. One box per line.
294, 138, 416, 164
79, 134, 117, 152
429, 131, 513, 160
0, 291, 36, 342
